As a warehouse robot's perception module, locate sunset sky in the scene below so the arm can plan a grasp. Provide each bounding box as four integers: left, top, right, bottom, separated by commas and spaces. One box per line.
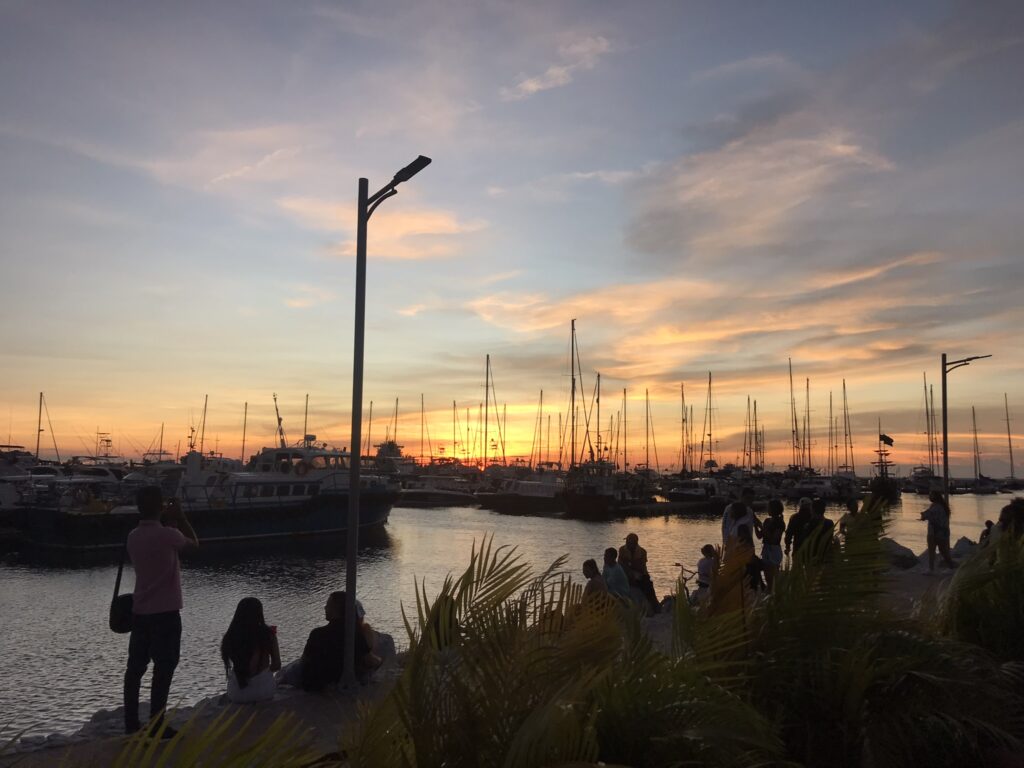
1, 0, 1022, 476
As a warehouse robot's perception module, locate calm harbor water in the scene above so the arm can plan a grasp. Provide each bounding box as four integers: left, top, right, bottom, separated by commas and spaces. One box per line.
0, 493, 1013, 738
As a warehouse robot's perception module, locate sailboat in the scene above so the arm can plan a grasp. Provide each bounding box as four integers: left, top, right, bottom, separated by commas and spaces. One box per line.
868, 424, 901, 504
969, 406, 999, 494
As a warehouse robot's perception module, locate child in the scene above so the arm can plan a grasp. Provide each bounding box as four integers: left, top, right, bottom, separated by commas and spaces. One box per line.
694, 544, 718, 605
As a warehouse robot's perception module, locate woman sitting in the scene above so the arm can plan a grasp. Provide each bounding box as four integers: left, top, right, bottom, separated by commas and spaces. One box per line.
221, 597, 281, 703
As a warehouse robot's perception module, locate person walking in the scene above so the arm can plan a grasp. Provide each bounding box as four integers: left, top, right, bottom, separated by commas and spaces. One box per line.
124, 489, 198, 737
922, 490, 956, 571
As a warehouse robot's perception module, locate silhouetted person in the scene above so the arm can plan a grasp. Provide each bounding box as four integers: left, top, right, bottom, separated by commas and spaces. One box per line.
582, 559, 608, 600
602, 547, 630, 599
738, 525, 767, 592
619, 533, 659, 614
693, 543, 718, 604
758, 499, 785, 589
979, 519, 994, 546
838, 497, 859, 537
801, 498, 835, 560
300, 591, 380, 691
221, 597, 281, 703
922, 491, 955, 571
721, 487, 761, 544
785, 497, 813, 555
124, 489, 198, 737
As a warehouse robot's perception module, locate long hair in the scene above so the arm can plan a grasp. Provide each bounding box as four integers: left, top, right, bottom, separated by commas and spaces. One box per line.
220, 597, 271, 688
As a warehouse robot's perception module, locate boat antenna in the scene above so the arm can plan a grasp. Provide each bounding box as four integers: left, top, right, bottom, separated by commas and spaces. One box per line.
1005, 393, 1015, 481
273, 393, 287, 449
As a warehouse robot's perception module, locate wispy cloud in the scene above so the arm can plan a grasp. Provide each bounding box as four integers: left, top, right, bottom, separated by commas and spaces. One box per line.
501, 35, 611, 101
284, 283, 335, 309
277, 197, 488, 260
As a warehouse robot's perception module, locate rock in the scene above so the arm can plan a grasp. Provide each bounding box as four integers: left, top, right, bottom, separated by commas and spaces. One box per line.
951, 537, 976, 558
880, 537, 918, 569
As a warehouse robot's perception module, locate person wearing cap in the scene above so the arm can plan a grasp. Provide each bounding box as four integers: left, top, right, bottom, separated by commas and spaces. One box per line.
618, 533, 660, 614
298, 591, 381, 691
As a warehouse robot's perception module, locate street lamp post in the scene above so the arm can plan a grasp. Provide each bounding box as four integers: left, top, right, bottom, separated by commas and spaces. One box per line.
941, 352, 991, 504
345, 155, 431, 687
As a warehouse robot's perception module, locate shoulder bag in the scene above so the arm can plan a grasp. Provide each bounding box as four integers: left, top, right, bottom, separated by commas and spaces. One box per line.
109, 536, 133, 634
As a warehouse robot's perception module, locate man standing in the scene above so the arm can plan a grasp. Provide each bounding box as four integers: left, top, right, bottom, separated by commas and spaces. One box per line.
619, 533, 659, 614
721, 487, 760, 545
124, 488, 198, 736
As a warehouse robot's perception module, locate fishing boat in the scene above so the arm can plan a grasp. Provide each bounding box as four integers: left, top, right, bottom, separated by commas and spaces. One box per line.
17, 439, 397, 551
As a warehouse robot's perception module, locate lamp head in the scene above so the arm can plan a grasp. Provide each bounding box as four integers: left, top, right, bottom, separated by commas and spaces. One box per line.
392, 155, 432, 184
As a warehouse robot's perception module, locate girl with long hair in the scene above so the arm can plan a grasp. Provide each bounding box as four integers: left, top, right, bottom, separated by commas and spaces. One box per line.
220, 597, 281, 703
922, 490, 956, 571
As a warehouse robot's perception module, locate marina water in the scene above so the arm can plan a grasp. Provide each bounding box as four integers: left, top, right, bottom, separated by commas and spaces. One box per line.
0, 494, 1011, 739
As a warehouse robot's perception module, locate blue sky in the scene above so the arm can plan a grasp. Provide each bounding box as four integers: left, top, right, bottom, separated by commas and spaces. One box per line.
1, 0, 1022, 474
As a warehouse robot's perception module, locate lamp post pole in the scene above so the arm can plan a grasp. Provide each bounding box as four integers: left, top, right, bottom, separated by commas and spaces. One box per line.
940, 353, 992, 506
344, 156, 431, 688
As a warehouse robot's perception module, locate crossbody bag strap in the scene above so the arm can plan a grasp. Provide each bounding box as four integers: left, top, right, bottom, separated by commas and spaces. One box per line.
112, 534, 129, 600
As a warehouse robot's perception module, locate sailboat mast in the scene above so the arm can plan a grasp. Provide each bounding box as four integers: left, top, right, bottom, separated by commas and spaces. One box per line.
622, 387, 627, 471
753, 399, 760, 471
804, 378, 811, 472
420, 394, 425, 465
35, 391, 42, 460
828, 392, 834, 475
973, 405, 982, 480
365, 401, 374, 457
842, 379, 855, 473
483, 355, 490, 468
1006, 394, 1015, 481
789, 358, 799, 468
569, 322, 576, 470
200, 394, 209, 454
645, 388, 650, 470
596, 373, 601, 461
303, 394, 309, 447
240, 404, 247, 462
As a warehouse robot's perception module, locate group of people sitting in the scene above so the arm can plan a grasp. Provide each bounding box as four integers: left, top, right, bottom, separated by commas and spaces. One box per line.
580, 532, 662, 614
220, 590, 383, 704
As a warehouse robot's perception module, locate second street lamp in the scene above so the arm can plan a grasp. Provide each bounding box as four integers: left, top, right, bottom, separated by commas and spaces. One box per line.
941, 352, 991, 504
344, 156, 432, 688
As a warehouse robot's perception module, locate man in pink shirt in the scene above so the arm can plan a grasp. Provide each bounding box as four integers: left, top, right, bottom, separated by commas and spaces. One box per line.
123, 486, 198, 736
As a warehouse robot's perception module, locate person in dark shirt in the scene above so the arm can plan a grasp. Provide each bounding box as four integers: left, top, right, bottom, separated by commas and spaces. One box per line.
300, 591, 379, 691
800, 498, 836, 561
784, 497, 813, 555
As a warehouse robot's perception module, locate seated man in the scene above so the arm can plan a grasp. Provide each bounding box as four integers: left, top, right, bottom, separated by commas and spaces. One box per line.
297, 591, 381, 691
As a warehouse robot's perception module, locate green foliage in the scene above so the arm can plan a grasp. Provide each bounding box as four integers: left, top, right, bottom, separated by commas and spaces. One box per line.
106, 512, 1024, 768
110, 707, 323, 768
932, 532, 1024, 661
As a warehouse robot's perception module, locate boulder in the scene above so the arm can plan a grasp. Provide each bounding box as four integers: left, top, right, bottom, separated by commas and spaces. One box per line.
951, 536, 977, 558
880, 537, 918, 569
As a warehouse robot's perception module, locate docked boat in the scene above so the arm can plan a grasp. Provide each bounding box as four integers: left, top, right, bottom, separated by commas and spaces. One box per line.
478, 474, 566, 515
398, 475, 479, 508
17, 440, 397, 551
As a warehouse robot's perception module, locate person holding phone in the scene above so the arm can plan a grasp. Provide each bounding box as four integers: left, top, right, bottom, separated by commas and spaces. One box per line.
123, 488, 198, 737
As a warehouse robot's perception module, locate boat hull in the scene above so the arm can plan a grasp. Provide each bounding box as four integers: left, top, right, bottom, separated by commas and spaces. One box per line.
397, 489, 479, 508
18, 488, 396, 551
